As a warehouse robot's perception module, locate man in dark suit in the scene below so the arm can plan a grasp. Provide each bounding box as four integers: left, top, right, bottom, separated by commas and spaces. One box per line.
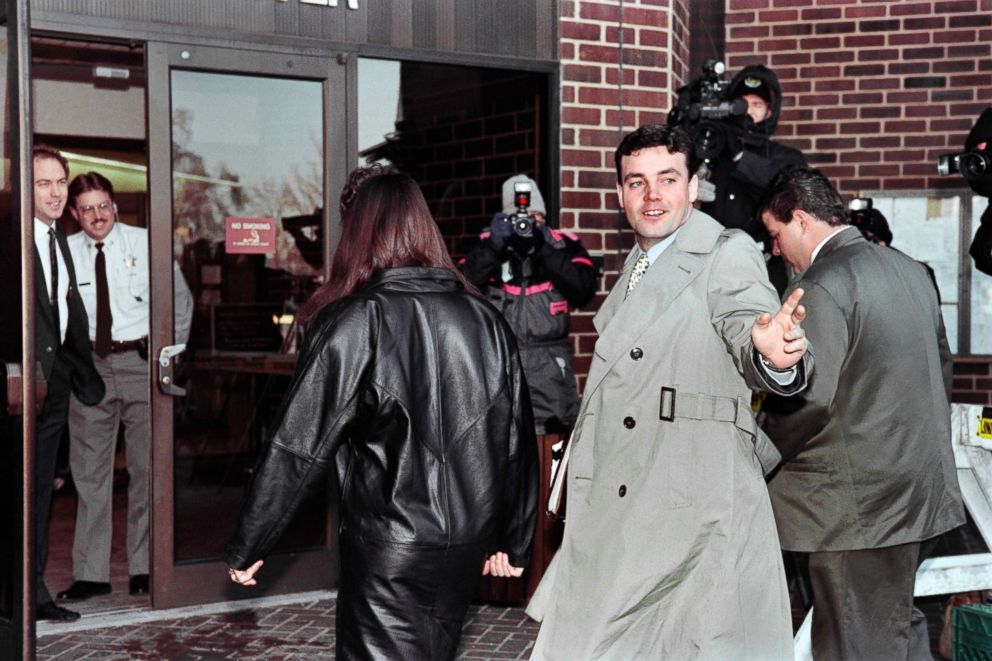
31, 146, 104, 622
759, 168, 965, 660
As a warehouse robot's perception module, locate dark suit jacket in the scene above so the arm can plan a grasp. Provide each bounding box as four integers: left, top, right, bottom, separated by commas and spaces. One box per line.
762, 227, 964, 552
34, 221, 103, 407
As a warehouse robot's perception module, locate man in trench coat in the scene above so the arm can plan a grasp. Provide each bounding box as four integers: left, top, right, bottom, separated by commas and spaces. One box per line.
527, 124, 813, 660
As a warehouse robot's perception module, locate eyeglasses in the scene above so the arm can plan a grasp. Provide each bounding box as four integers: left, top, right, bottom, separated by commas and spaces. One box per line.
77, 201, 113, 218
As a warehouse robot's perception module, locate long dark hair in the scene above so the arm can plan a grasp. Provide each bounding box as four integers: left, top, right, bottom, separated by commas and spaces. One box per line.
298, 168, 474, 323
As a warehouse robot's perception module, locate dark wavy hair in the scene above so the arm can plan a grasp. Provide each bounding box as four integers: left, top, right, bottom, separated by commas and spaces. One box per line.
297, 168, 475, 323
759, 168, 848, 227
68, 171, 115, 206
33, 144, 69, 177
614, 124, 699, 183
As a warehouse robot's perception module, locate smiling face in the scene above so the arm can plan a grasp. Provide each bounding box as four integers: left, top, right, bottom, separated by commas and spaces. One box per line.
33, 156, 68, 225
616, 146, 699, 251
70, 189, 117, 242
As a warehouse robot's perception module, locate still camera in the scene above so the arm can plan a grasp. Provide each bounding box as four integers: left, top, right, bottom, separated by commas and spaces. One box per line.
510, 181, 536, 238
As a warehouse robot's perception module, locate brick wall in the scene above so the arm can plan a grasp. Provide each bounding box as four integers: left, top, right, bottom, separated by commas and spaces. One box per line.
723, 0, 992, 194
556, 0, 992, 398
721, 0, 992, 400
559, 0, 690, 386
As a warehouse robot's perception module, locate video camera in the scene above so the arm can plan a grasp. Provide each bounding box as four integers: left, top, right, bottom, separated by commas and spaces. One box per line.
509, 180, 536, 238
667, 59, 749, 161
936, 149, 991, 182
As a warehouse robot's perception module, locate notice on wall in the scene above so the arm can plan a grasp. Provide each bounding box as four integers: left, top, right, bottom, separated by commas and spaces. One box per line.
225, 217, 276, 254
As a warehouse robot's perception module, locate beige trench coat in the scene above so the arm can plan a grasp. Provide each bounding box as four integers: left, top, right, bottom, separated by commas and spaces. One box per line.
527, 211, 811, 660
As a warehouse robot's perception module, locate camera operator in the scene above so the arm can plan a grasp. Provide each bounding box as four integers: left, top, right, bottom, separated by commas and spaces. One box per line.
960, 108, 992, 275
700, 64, 808, 242
460, 174, 597, 435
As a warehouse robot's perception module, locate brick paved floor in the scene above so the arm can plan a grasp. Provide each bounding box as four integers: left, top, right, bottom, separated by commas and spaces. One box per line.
37, 597, 538, 660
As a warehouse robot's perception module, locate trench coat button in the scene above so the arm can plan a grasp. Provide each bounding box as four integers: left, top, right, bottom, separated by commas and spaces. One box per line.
630, 347, 643, 360
623, 416, 636, 429
618, 485, 627, 497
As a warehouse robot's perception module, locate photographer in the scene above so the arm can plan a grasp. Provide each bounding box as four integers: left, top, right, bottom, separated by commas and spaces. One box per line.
701, 64, 807, 241
963, 108, 992, 275
460, 175, 597, 434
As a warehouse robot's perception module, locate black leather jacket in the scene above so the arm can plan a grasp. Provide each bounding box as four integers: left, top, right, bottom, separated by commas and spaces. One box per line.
226, 267, 538, 569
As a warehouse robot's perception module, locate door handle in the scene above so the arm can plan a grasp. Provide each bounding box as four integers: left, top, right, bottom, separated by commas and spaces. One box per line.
157, 343, 187, 397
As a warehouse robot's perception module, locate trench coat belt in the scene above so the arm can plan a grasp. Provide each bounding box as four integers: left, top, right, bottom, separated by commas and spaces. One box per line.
660, 389, 757, 435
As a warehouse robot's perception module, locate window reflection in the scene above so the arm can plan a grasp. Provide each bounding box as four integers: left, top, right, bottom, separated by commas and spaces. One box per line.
170, 71, 327, 562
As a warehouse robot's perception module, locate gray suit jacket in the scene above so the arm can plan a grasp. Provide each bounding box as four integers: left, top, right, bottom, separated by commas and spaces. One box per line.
763, 227, 964, 552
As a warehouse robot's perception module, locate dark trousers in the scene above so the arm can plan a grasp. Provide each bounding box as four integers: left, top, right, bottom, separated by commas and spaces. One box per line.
809, 538, 937, 661
336, 537, 484, 661
35, 359, 71, 606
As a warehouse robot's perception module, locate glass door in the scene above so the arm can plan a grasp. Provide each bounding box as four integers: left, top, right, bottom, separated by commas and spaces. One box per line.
146, 43, 346, 608
1, 1, 34, 657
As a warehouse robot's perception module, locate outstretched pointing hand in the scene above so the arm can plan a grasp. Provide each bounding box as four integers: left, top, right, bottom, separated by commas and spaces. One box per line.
752, 288, 808, 370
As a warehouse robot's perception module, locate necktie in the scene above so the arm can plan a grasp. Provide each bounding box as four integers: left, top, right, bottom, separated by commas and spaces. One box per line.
95, 242, 113, 358
625, 252, 651, 298
49, 227, 61, 337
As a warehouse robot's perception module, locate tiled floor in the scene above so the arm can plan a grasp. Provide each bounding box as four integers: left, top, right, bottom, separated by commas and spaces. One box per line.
37, 597, 538, 660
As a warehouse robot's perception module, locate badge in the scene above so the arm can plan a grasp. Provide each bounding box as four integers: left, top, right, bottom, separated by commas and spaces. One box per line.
980, 407, 992, 441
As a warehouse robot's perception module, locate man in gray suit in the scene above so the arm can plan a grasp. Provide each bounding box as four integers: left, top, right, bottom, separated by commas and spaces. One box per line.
528, 124, 812, 659
760, 168, 965, 660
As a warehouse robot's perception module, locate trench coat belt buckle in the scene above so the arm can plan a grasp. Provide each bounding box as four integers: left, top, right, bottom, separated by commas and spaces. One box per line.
659, 387, 755, 433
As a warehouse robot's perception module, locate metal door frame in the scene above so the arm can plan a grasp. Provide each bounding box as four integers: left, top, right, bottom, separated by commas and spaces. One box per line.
146, 41, 347, 609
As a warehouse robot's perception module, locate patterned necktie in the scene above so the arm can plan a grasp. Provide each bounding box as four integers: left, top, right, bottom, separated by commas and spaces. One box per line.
95, 242, 113, 358
625, 252, 651, 298
49, 227, 61, 337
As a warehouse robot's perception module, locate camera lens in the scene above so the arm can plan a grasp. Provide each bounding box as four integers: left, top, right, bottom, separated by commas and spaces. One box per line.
960, 152, 991, 180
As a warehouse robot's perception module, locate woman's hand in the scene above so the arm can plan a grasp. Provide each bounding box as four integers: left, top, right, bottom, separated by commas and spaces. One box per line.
228, 560, 264, 587
483, 552, 524, 578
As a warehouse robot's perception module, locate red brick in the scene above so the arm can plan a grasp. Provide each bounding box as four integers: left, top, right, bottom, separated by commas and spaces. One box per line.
726, 54, 770, 68
578, 44, 620, 64
772, 0, 814, 5
859, 106, 902, 119
906, 105, 948, 118
559, 21, 602, 41
818, 164, 857, 178
889, 62, 931, 75
800, 93, 842, 105
844, 34, 885, 48
815, 79, 856, 92
859, 77, 900, 90
841, 150, 880, 163
796, 122, 839, 136
844, 64, 884, 77
563, 64, 603, 83
890, 2, 935, 17
839, 121, 883, 134
951, 101, 992, 116
886, 91, 930, 104
605, 67, 636, 85
577, 86, 621, 106
815, 21, 857, 34
860, 136, 902, 148
621, 48, 668, 67
950, 73, 992, 86
604, 26, 637, 45
948, 43, 992, 57
819, 107, 858, 120
772, 23, 814, 36
905, 17, 947, 30
563, 107, 603, 125
934, 60, 976, 73
935, 0, 978, 12
802, 7, 842, 20
814, 50, 856, 64
884, 120, 928, 133
844, 5, 887, 18
842, 92, 884, 104
726, 11, 757, 24
639, 29, 669, 48
888, 32, 933, 46
622, 6, 670, 26
954, 393, 991, 405
579, 2, 620, 22
730, 0, 771, 8
730, 25, 770, 38
858, 48, 901, 63
637, 69, 668, 88
578, 128, 625, 147
883, 149, 927, 162
934, 29, 978, 44
758, 9, 800, 21
772, 52, 812, 65
605, 109, 636, 127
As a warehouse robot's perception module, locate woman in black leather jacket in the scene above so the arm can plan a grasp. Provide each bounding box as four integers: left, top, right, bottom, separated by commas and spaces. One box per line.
224, 169, 538, 660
